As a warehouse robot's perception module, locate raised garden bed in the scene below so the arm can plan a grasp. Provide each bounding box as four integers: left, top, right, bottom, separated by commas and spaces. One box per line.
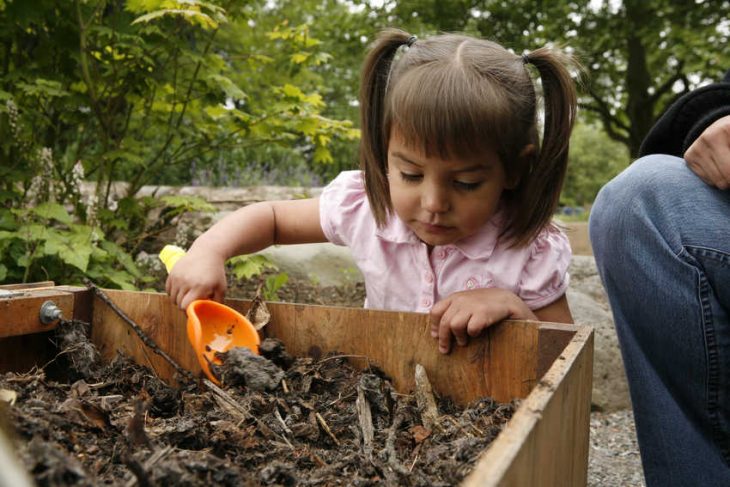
0, 284, 593, 486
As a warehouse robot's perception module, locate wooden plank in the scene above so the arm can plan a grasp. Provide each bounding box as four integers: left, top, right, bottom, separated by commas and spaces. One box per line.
53, 286, 93, 322
463, 325, 594, 487
228, 299, 542, 404
0, 290, 76, 338
0, 281, 55, 290
88, 291, 544, 404
537, 322, 580, 379
90, 290, 200, 384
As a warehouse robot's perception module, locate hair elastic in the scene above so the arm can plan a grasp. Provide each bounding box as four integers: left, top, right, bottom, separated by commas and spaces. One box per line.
406, 35, 417, 47
522, 53, 530, 65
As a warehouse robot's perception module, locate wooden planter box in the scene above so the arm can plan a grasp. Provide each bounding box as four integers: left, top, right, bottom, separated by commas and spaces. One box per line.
0, 283, 593, 486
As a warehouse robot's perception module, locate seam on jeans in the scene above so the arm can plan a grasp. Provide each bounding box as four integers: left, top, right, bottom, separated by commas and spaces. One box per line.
685, 245, 730, 464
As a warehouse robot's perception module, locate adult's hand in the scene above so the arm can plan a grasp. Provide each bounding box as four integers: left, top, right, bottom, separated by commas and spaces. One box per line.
684, 114, 730, 190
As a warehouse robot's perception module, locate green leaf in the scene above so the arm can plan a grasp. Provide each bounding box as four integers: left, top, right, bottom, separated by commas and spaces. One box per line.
263, 272, 288, 301
313, 145, 333, 164
16, 224, 48, 242
0, 264, 7, 282
281, 84, 305, 99
229, 254, 277, 280
44, 232, 92, 272
32, 203, 73, 224
132, 9, 221, 29
207, 74, 246, 100
290, 52, 310, 64
160, 195, 216, 212
100, 240, 142, 278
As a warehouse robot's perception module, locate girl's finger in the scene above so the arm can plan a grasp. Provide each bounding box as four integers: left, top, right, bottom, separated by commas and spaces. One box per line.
438, 318, 453, 354
449, 311, 471, 347
467, 313, 496, 338
429, 299, 449, 337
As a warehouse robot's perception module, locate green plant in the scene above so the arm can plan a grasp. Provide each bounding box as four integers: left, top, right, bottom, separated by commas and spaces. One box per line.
263, 272, 289, 301
0, 0, 358, 287
228, 254, 288, 301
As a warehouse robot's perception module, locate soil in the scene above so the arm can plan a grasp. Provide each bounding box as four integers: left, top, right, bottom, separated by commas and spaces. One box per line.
228, 271, 367, 309
2, 308, 516, 486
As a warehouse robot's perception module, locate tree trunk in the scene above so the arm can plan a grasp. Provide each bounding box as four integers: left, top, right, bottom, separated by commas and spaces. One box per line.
624, 1, 655, 157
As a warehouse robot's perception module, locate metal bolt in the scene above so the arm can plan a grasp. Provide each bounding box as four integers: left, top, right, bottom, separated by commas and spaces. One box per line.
39, 300, 63, 325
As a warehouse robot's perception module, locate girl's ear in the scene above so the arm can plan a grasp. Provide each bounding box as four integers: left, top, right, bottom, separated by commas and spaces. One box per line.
505, 144, 536, 189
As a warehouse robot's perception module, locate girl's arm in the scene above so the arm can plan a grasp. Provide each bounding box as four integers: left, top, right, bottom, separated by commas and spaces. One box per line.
166, 198, 326, 309
430, 290, 572, 354
533, 294, 573, 323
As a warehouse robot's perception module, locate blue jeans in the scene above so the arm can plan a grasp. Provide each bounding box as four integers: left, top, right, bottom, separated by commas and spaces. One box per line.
590, 155, 730, 486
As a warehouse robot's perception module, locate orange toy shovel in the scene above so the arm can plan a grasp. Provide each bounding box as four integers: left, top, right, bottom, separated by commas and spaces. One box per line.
159, 245, 260, 384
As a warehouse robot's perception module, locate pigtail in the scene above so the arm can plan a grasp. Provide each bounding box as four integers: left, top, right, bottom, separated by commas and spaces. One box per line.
359, 28, 413, 226
510, 47, 578, 246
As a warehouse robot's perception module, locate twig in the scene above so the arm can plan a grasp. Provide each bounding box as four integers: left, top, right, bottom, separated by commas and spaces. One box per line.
84, 280, 195, 383
409, 443, 422, 472
203, 379, 248, 421
414, 364, 439, 431
315, 412, 340, 446
124, 446, 174, 487
385, 404, 410, 476
203, 379, 294, 449
274, 407, 293, 435
356, 384, 374, 456
281, 378, 289, 394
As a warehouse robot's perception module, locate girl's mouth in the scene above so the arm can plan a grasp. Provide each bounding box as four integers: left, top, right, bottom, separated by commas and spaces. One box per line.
421, 222, 453, 234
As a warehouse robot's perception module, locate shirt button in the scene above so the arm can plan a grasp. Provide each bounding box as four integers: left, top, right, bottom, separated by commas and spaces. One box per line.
421, 298, 432, 307
437, 248, 446, 259
466, 278, 476, 289
425, 273, 434, 283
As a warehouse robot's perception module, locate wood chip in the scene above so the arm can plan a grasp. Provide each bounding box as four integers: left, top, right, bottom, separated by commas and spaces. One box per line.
414, 364, 439, 431
356, 383, 374, 455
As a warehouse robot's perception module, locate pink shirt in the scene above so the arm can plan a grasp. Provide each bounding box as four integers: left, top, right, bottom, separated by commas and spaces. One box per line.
319, 171, 571, 313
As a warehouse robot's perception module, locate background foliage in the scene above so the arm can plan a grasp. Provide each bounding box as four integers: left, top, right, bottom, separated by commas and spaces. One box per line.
0, 0, 726, 286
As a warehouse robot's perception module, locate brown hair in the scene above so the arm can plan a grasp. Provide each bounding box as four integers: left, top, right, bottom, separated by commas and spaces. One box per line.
359, 28, 577, 247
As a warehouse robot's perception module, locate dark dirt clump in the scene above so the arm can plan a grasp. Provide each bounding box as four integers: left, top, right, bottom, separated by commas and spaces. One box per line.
2, 299, 516, 486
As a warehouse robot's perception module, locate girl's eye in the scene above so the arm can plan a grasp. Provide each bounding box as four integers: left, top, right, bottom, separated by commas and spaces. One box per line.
454, 180, 482, 191
400, 172, 422, 183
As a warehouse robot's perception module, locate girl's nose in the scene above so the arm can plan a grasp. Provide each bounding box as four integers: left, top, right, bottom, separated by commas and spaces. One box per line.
421, 184, 450, 214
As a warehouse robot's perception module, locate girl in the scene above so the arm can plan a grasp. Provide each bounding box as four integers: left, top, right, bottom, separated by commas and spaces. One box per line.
166, 28, 578, 354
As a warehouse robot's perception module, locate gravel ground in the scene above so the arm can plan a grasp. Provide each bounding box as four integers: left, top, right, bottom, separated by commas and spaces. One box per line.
589, 409, 645, 486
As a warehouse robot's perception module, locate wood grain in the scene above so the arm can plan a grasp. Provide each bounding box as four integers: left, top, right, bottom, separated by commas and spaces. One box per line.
90, 290, 200, 384
224, 299, 541, 404
0, 290, 76, 338
463, 325, 594, 487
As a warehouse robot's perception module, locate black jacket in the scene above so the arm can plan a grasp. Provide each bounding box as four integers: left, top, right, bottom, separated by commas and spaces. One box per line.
639, 70, 730, 157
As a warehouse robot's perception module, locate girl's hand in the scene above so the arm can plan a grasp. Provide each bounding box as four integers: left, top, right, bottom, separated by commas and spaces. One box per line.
684, 114, 730, 190
429, 288, 537, 354
165, 247, 227, 310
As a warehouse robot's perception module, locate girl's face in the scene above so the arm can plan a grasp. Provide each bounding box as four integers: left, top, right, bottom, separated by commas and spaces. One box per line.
387, 129, 510, 247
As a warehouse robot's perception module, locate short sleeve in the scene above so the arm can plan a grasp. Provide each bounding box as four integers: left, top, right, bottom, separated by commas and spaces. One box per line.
517, 225, 572, 309
318, 170, 370, 246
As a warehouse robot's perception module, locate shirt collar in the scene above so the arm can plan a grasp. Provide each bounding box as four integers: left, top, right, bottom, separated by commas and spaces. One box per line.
375, 210, 504, 259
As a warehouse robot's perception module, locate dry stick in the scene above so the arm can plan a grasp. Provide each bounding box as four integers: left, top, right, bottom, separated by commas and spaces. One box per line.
315, 412, 340, 446
85, 280, 195, 383
385, 404, 410, 477
124, 446, 174, 487
355, 384, 374, 457
414, 364, 439, 431
274, 407, 293, 435
203, 379, 249, 421
203, 379, 295, 450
